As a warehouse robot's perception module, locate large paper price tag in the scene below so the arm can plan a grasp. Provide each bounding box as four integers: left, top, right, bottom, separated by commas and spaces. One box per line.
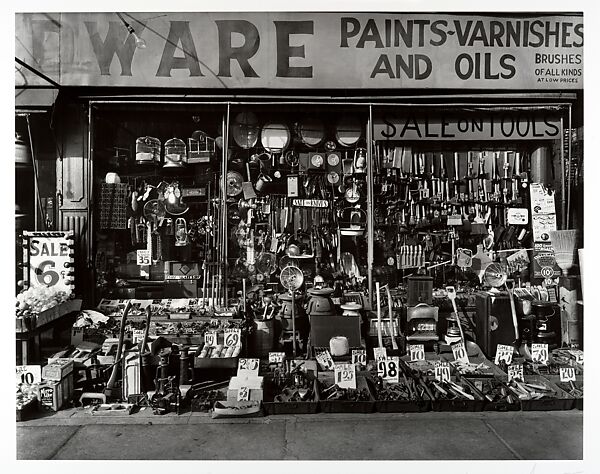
560, 367, 576, 382
508, 363, 524, 382
352, 349, 367, 367
315, 349, 335, 370
237, 386, 250, 401
224, 328, 241, 348
136, 249, 151, 266
377, 357, 400, 383
495, 344, 514, 365
334, 363, 357, 389
204, 331, 217, 347
451, 340, 469, 363
434, 362, 451, 383
268, 352, 285, 364
409, 344, 425, 362
373, 347, 387, 362
16, 365, 42, 385
531, 343, 549, 364
237, 358, 260, 376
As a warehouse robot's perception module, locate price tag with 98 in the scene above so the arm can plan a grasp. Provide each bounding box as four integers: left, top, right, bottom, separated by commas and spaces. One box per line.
531, 343, 549, 365
560, 367, 576, 382
334, 363, 357, 389
495, 344, 514, 365
204, 331, 217, 347
434, 362, 451, 383
224, 328, 241, 348
237, 386, 250, 401
268, 352, 285, 364
377, 357, 400, 383
352, 349, 367, 368
409, 344, 425, 362
136, 249, 151, 266
451, 340, 469, 363
16, 365, 42, 385
237, 358, 260, 376
508, 363, 524, 382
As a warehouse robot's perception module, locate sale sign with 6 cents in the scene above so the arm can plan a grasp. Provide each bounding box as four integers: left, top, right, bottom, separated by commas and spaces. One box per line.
23, 231, 74, 294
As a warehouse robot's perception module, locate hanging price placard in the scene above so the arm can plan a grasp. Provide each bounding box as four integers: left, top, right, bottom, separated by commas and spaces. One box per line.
315, 349, 335, 370
16, 365, 42, 385
204, 331, 217, 347
237, 358, 260, 376
373, 347, 387, 362
352, 349, 367, 367
451, 340, 469, 363
508, 363, 524, 382
22, 231, 74, 294
136, 249, 151, 266
268, 352, 285, 364
409, 344, 426, 362
559, 367, 576, 382
237, 386, 250, 401
377, 357, 400, 383
434, 362, 451, 383
224, 328, 241, 348
531, 343, 549, 364
334, 363, 357, 389
494, 344, 514, 365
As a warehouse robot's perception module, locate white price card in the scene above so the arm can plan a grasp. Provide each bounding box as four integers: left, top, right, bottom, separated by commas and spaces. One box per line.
132, 329, 145, 344
315, 350, 335, 371
204, 331, 217, 347
434, 362, 451, 383
571, 350, 583, 364
16, 365, 42, 385
224, 328, 241, 348
560, 367, 576, 382
508, 363, 524, 382
136, 249, 151, 266
237, 358, 260, 377
451, 340, 469, 363
409, 344, 426, 362
531, 343, 549, 365
268, 352, 285, 364
377, 357, 400, 383
373, 347, 387, 362
237, 386, 250, 401
352, 349, 367, 367
334, 363, 357, 389
495, 344, 514, 365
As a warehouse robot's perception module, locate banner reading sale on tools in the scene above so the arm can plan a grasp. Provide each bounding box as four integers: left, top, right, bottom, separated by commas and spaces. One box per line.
15, 12, 582, 89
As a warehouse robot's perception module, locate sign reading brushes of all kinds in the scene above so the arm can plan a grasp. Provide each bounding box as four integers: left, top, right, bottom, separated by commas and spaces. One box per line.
15, 13, 582, 89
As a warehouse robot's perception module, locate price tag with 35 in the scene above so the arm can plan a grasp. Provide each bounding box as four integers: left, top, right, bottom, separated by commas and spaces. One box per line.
334, 363, 357, 389
377, 357, 400, 383
16, 365, 42, 385
224, 328, 241, 348
352, 349, 367, 368
560, 367, 576, 382
268, 352, 285, 364
237, 358, 260, 376
373, 347, 387, 362
136, 249, 151, 266
531, 343, 549, 365
495, 344, 514, 365
409, 344, 425, 362
237, 386, 250, 401
508, 363, 524, 382
451, 340, 469, 363
434, 362, 451, 383
204, 331, 217, 347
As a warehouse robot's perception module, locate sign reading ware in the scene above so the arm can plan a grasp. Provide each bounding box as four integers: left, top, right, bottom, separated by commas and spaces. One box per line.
15, 13, 582, 90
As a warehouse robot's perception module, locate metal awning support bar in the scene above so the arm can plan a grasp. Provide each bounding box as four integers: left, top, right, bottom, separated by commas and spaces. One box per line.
15, 57, 61, 89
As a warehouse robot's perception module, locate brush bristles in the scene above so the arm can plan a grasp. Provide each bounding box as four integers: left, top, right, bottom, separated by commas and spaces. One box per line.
549, 230, 578, 253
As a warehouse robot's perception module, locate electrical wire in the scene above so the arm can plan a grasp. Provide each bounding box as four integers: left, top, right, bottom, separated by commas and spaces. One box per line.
25, 114, 47, 231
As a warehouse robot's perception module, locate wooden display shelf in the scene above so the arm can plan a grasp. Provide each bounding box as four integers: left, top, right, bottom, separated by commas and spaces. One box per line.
16, 299, 82, 333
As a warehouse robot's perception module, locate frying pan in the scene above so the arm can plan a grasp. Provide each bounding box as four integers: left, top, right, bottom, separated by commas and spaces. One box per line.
261, 123, 291, 152
231, 111, 260, 149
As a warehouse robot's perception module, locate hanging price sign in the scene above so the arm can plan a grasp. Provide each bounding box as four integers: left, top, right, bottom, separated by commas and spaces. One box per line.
204, 331, 217, 347
409, 344, 426, 362
316, 349, 335, 370
373, 347, 387, 362
16, 365, 42, 385
237, 358, 260, 376
23, 231, 74, 293
352, 349, 367, 367
434, 362, 451, 383
495, 344, 514, 365
377, 357, 400, 383
334, 363, 357, 389
224, 328, 241, 348
531, 343, 549, 365
560, 367, 576, 382
451, 340, 469, 363
237, 386, 250, 401
508, 363, 524, 382
268, 352, 285, 364
136, 249, 151, 266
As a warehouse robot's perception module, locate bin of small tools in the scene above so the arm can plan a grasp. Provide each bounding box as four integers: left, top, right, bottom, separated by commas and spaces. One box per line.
369, 375, 431, 413
506, 375, 575, 411
428, 377, 486, 412
318, 374, 375, 413
263, 376, 320, 415
467, 378, 520, 412
554, 381, 583, 410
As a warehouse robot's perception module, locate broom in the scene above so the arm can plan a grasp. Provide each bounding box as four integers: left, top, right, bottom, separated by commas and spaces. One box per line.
549, 230, 579, 276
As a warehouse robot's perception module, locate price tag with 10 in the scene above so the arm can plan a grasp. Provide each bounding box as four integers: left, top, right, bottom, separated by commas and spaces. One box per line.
204, 331, 217, 347
16, 365, 42, 385
451, 340, 469, 363
334, 363, 357, 389
352, 349, 367, 367
409, 344, 425, 362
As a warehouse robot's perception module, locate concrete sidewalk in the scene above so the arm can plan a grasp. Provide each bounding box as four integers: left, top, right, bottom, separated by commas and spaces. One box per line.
17, 410, 583, 460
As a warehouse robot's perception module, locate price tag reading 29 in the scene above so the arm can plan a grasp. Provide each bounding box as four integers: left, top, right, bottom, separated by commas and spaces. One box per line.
531, 343, 549, 365
377, 357, 400, 383
237, 358, 260, 376
334, 363, 356, 389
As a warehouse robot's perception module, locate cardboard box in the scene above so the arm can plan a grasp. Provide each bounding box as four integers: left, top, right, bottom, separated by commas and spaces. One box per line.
42, 359, 74, 381
38, 373, 73, 411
